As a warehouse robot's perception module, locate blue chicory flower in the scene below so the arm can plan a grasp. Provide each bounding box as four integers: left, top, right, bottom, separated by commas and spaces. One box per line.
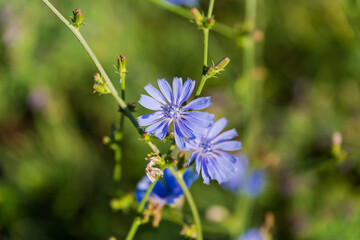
135, 167, 198, 206
237, 229, 264, 240
221, 155, 265, 197
185, 117, 242, 184
166, 0, 199, 7
137, 77, 214, 149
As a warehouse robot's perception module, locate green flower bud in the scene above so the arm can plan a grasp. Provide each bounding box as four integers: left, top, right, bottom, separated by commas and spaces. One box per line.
214, 57, 230, 71
71, 9, 83, 29
190, 8, 203, 27
116, 55, 126, 75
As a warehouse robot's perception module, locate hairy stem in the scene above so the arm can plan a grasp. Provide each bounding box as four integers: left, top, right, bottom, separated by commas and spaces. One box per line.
42, 0, 159, 154
168, 167, 202, 240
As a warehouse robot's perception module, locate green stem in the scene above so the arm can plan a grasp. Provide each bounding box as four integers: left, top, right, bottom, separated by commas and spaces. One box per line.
194, 0, 215, 98
207, 0, 215, 18
42, 0, 159, 154
168, 167, 202, 240
125, 177, 159, 240
146, 0, 237, 38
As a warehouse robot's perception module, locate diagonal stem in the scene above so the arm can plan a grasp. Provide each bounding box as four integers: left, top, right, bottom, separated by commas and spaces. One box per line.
42, 0, 159, 154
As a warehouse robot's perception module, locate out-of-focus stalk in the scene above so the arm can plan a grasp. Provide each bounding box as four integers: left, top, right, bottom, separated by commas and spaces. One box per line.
233, 0, 266, 237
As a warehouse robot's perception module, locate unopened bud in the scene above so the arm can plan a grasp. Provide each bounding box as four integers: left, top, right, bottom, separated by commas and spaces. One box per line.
190, 8, 203, 27
94, 73, 103, 84
116, 55, 126, 75
71, 9, 83, 29
215, 57, 230, 71
208, 18, 215, 28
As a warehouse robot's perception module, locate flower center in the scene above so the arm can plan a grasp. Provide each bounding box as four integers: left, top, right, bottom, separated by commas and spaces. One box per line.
198, 138, 212, 154
164, 105, 182, 120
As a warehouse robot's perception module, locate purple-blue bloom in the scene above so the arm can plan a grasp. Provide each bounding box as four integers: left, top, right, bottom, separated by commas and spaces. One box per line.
166, 0, 199, 7
135, 167, 198, 206
221, 155, 265, 197
137, 77, 214, 149
185, 118, 242, 184
237, 229, 264, 240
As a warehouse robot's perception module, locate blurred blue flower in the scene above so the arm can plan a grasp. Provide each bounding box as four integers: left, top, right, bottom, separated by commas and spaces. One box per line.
221, 155, 265, 197
242, 170, 265, 197
237, 229, 264, 240
166, 0, 199, 7
185, 118, 242, 184
135, 167, 198, 205
138, 77, 214, 149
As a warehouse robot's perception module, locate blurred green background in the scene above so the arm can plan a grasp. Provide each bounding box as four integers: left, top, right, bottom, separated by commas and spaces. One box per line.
1, 0, 360, 239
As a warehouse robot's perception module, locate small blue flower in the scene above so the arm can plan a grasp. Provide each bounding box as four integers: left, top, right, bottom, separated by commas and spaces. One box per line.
185, 118, 242, 184
135, 167, 198, 206
138, 77, 214, 149
166, 0, 199, 7
221, 155, 265, 197
237, 229, 264, 240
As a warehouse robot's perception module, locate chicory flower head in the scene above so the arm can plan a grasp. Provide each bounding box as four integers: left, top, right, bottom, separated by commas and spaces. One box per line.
221, 155, 265, 197
138, 77, 214, 149
166, 0, 199, 7
185, 118, 242, 184
237, 229, 264, 240
135, 167, 198, 206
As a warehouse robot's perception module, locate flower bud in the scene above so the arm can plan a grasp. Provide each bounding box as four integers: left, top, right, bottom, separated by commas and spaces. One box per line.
71, 9, 83, 29
207, 18, 215, 28
116, 55, 126, 75
215, 57, 230, 71
190, 8, 203, 27
93, 73, 103, 84
206, 57, 230, 79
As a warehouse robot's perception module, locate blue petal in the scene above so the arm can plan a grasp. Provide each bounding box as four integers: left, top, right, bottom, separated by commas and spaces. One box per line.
213, 140, 242, 151
188, 152, 197, 165
137, 111, 163, 126
201, 159, 210, 184
183, 167, 198, 188
182, 111, 214, 128
163, 168, 183, 197
183, 97, 212, 110
157, 79, 173, 103
207, 118, 228, 140
221, 155, 248, 193
178, 78, 195, 105
177, 119, 196, 140
184, 140, 196, 151
208, 155, 234, 184
172, 77, 183, 105
135, 176, 152, 203
212, 129, 238, 144
139, 95, 164, 110
154, 120, 170, 140
174, 123, 186, 150
144, 83, 168, 105
195, 154, 203, 176
214, 150, 237, 164
145, 120, 167, 135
